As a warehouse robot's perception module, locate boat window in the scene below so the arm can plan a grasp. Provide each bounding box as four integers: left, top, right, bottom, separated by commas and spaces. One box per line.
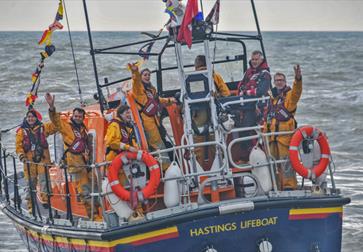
158, 39, 247, 95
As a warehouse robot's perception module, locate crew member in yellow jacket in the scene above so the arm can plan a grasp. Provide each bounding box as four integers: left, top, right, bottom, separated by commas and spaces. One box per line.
192, 55, 230, 170
45, 93, 99, 219
105, 104, 138, 182
129, 63, 176, 170
15, 109, 57, 212
105, 104, 138, 162
266, 65, 302, 190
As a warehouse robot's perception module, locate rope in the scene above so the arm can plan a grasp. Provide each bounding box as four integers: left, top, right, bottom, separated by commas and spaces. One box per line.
63, 0, 84, 107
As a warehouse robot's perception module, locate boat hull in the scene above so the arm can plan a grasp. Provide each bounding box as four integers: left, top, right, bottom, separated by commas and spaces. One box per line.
5, 196, 349, 252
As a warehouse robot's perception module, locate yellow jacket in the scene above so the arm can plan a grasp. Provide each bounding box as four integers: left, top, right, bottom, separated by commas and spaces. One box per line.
104, 117, 137, 161
15, 122, 57, 177
131, 69, 173, 124
49, 109, 89, 173
267, 79, 302, 146
213, 72, 230, 97
131, 69, 173, 151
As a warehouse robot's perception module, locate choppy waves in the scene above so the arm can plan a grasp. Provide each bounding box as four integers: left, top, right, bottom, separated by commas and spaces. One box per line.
0, 31, 363, 251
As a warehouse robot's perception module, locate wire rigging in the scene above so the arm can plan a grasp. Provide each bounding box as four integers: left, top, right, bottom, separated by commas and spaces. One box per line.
63, 0, 85, 107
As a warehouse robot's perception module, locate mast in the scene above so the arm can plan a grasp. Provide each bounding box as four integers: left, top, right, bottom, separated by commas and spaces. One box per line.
82, 0, 107, 113
250, 0, 266, 59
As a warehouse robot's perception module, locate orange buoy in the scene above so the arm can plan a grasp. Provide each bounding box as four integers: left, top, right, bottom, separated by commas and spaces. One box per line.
108, 151, 160, 201
289, 126, 330, 179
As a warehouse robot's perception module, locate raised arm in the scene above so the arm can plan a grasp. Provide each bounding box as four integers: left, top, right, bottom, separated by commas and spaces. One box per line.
45, 92, 69, 137
286, 65, 303, 110
129, 63, 144, 97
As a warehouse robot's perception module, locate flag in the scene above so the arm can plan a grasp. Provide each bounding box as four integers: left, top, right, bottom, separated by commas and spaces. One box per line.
138, 42, 154, 60
165, 6, 177, 21
206, 0, 220, 25
25, 93, 37, 107
25, 0, 63, 108
55, 0, 64, 21
49, 20, 63, 32
38, 29, 52, 45
177, 0, 198, 49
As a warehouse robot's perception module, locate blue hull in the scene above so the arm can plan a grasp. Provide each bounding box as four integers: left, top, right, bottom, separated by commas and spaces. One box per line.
114, 207, 342, 252
10, 197, 347, 252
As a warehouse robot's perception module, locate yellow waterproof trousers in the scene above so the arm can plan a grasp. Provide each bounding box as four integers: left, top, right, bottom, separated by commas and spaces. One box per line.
269, 141, 297, 190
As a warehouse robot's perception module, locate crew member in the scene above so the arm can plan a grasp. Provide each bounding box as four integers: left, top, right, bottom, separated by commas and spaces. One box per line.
105, 105, 138, 181
105, 104, 138, 162
192, 55, 230, 169
237, 50, 271, 162
15, 109, 57, 212
129, 63, 176, 170
45, 92, 99, 219
266, 65, 302, 190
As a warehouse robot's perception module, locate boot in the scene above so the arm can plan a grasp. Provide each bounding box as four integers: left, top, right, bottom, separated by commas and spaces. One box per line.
26, 200, 33, 214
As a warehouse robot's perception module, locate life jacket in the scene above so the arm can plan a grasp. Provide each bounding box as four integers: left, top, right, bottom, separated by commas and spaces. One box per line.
238, 60, 270, 95
135, 88, 160, 117
22, 125, 49, 153
115, 119, 135, 145
65, 122, 88, 155
268, 86, 295, 122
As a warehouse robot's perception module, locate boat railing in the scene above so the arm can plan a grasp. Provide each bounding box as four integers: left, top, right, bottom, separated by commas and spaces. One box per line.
0, 127, 338, 227
220, 95, 270, 109
150, 140, 228, 177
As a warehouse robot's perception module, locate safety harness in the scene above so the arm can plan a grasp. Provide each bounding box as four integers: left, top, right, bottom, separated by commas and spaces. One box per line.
22, 125, 49, 163
62, 122, 89, 165
268, 86, 297, 141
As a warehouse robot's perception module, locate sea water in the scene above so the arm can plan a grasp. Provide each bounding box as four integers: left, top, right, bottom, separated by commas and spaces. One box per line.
0, 31, 362, 251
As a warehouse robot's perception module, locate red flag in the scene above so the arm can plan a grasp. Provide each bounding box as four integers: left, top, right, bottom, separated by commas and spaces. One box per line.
177, 0, 198, 48
206, 0, 220, 25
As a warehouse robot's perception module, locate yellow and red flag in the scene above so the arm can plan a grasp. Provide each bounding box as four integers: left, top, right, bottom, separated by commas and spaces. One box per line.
25, 0, 64, 108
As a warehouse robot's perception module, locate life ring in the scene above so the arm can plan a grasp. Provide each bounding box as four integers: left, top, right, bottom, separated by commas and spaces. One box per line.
289, 126, 330, 179
108, 151, 161, 201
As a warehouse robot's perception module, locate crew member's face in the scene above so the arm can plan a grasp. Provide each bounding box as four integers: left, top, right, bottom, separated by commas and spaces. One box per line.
251, 54, 263, 68
26, 113, 37, 126
141, 71, 151, 83
274, 75, 286, 90
120, 109, 132, 123
72, 111, 85, 125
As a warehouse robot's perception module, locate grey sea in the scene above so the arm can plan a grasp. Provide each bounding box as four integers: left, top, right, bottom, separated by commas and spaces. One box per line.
0, 31, 362, 251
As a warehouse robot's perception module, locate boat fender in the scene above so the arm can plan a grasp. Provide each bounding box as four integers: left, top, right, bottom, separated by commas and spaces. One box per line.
289, 126, 330, 180
164, 161, 182, 208
102, 178, 133, 219
249, 146, 272, 193
108, 151, 161, 202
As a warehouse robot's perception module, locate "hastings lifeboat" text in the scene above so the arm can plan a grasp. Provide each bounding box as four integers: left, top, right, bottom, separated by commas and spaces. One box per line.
189, 217, 278, 237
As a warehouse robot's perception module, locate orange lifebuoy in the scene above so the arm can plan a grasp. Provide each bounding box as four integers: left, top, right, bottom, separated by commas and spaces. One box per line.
289, 126, 330, 179
108, 151, 161, 201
